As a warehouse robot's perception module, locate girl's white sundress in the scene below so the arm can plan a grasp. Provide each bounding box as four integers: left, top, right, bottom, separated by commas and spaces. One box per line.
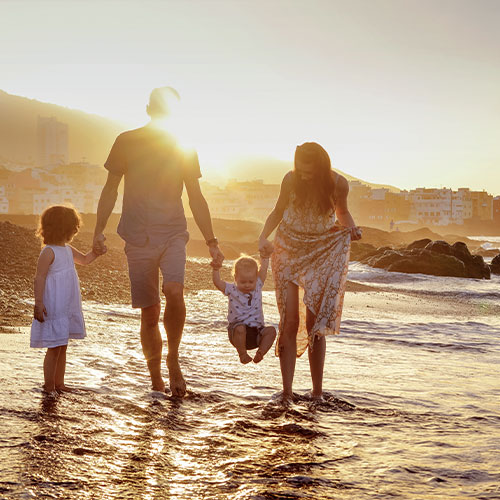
30, 245, 86, 348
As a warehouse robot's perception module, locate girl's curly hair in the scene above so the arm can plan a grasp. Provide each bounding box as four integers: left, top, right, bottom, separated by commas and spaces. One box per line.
36, 205, 82, 245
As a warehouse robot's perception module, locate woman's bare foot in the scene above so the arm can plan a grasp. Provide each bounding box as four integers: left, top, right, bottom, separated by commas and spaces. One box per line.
239, 352, 253, 364
167, 357, 186, 397
55, 385, 75, 393
42, 385, 58, 398
253, 350, 264, 363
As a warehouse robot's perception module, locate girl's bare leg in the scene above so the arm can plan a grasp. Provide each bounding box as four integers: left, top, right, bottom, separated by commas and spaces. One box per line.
253, 327, 277, 363
306, 308, 326, 398
55, 345, 71, 392
279, 282, 299, 400
43, 346, 62, 393
231, 325, 252, 364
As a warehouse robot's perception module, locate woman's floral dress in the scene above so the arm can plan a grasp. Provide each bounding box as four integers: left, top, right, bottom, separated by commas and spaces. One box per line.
271, 192, 351, 356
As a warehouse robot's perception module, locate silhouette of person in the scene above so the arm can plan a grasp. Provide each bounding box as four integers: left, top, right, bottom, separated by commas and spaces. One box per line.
93, 87, 224, 397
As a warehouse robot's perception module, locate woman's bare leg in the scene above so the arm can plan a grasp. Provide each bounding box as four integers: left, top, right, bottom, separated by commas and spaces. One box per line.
279, 282, 299, 399
306, 308, 326, 398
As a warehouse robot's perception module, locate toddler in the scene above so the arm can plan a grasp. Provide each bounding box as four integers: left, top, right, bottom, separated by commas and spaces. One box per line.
31, 205, 103, 395
212, 254, 276, 364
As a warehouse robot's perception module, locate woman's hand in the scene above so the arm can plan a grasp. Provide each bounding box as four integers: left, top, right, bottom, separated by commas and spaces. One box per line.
350, 226, 362, 241
259, 237, 274, 258
34, 303, 47, 322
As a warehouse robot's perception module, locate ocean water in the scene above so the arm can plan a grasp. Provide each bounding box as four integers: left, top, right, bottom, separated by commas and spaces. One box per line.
1, 262, 499, 499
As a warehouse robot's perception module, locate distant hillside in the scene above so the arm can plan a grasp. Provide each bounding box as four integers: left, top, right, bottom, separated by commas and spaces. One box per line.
0, 89, 125, 166
225, 155, 401, 192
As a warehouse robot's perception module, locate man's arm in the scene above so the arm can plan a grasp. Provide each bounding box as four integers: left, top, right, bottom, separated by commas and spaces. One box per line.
93, 171, 123, 253
184, 176, 224, 266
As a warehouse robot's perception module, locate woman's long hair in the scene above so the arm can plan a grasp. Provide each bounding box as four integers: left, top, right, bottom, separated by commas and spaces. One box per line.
293, 142, 336, 214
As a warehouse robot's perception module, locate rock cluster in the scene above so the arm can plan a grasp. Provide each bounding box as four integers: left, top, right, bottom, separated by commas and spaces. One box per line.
352, 238, 495, 279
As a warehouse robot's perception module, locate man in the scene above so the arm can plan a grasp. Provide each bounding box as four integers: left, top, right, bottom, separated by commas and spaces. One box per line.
93, 87, 224, 397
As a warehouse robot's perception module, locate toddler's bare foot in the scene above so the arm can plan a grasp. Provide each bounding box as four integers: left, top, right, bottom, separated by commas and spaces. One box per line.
239, 352, 253, 364
167, 357, 186, 397
253, 350, 264, 363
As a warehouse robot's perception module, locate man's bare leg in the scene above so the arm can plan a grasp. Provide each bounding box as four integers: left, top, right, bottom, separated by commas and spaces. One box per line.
140, 303, 164, 391
163, 282, 187, 397
253, 326, 277, 363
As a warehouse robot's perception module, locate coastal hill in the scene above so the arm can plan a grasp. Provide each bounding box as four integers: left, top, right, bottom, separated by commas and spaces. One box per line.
0, 89, 124, 166
0, 89, 399, 192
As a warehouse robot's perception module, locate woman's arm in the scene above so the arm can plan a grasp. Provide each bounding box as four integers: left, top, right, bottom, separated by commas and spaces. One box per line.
335, 175, 362, 240
34, 247, 54, 322
70, 246, 101, 265
258, 172, 293, 255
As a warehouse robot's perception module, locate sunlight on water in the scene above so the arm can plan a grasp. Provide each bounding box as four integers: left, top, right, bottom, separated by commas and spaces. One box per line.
1, 287, 499, 499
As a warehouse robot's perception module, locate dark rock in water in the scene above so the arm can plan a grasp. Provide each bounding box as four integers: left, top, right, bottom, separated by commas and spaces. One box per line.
387, 249, 466, 277
490, 254, 500, 275
452, 241, 472, 262
361, 239, 490, 279
425, 240, 453, 255
407, 238, 432, 250
349, 241, 378, 261
366, 250, 404, 269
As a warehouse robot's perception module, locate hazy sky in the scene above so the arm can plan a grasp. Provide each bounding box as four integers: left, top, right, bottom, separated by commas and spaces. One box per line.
1, 0, 499, 193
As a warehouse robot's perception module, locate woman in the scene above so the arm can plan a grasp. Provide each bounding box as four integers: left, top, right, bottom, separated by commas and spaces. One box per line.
259, 142, 362, 400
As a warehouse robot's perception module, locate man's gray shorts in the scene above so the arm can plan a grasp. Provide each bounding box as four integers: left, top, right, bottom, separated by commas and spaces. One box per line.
124, 232, 189, 309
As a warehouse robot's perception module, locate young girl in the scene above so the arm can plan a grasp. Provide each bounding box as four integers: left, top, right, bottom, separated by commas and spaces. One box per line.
31, 205, 103, 395
212, 255, 276, 364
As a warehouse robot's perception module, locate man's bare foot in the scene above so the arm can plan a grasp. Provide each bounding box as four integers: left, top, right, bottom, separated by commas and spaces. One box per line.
167, 357, 186, 397
253, 350, 264, 363
239, 352, 253, 364
151, 378, 166, 392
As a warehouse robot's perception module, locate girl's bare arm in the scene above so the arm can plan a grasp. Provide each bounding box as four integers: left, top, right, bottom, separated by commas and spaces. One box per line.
70, 246, 100, 265
34, 247, 54, 322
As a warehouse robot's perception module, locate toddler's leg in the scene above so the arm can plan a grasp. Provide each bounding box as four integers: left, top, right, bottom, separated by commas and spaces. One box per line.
231, 325, 252, 364
253, 326, 277, 363
43, 346, 63, 393
55, 345, 71, 392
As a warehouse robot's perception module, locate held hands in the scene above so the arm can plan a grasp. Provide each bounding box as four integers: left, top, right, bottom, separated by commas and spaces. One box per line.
258, 237, 274, 258
209, 244, 224, 270
92, 233, 108, 256
34, 303, 47, 322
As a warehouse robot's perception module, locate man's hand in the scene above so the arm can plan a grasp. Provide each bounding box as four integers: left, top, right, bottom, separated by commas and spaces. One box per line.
209, 245, 224, 269
34, 303, 47, 322
259, 237, 274, 258
93, 233, 107, 255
